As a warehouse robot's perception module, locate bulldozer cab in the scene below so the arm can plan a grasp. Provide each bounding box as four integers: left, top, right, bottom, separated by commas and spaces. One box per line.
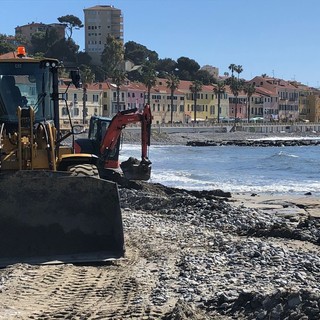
0, 59, 56, 125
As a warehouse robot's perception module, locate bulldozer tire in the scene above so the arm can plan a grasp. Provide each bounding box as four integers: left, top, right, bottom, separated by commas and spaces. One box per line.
68, 164, 100, 178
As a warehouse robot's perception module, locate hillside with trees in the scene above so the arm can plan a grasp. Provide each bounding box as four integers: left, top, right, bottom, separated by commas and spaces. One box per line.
0, 15, 218, 86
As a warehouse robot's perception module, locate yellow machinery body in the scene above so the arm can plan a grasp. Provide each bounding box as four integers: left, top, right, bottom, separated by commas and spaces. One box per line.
0, 51, 124, 266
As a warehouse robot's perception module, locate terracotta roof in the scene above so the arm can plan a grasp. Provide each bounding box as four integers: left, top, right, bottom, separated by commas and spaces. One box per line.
0, 51, 16, 59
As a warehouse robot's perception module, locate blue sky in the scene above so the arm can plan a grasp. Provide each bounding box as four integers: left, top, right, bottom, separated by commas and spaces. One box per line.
1, 0, 319, 87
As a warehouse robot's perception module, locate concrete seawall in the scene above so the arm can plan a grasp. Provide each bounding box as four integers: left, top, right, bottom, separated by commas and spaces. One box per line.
125, 122, 320, 135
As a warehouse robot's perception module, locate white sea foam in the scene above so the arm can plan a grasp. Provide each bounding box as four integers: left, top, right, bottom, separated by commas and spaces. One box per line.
250, 136, 320, 141
276, 151, 299, 158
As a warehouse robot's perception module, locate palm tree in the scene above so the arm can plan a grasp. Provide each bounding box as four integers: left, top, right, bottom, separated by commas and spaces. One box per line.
141, 62, 157, 105
234, 65, 243, 78
233, 65, 243, 120
213, 81, 225, 123
80, 66, 95, 124
112, 69, 127, 112
228, 64, 236, 77
243, 83, 256, 122
189, 80, 203, 124
166, 73, 180, 123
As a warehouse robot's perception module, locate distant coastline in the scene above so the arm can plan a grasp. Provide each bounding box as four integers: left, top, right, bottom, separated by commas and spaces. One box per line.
122, 123, 320, 146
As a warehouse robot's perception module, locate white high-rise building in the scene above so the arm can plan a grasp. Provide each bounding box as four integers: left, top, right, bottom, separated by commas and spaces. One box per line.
84, 5, 123, 65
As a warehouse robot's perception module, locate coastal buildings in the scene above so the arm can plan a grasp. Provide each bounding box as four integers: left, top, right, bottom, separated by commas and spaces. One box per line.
56, 76, 320, 128
83, 5, 123, 65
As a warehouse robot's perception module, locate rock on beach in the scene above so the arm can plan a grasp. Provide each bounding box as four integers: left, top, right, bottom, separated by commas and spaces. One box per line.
120, 181, 320, 319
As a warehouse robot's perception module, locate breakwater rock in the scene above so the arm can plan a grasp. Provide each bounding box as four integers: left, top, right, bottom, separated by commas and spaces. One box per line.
187, 139, 320, 147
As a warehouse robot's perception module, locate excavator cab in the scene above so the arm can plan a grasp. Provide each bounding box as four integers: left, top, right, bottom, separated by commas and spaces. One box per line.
0, 48, 124, 266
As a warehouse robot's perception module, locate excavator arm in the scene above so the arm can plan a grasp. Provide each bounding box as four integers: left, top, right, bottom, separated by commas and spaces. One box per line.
100, 105, 151, 159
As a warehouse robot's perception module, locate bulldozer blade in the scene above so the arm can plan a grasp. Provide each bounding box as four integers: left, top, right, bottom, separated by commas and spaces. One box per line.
0, 171, 124, 267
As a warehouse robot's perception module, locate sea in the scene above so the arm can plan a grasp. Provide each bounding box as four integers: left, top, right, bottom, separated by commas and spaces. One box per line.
119, 141, 320, 196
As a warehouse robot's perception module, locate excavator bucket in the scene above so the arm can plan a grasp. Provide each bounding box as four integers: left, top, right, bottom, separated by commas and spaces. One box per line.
0, 171, 124, 267
120, 157, 151, 181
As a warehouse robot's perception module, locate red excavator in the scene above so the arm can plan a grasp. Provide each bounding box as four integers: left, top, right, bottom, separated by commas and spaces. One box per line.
74, 104, 152, 184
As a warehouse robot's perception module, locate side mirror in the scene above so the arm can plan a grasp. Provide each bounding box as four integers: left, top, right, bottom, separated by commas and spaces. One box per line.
70, 70, 81, 88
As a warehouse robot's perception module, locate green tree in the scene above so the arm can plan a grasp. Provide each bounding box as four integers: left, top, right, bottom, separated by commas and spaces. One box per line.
112, 69, 127, 112
228, 64, 236, 77
141, 62, 157, 105
124, 41, 158, 66
189, 80, 203, 124
195, 69, 215, 85
176, 57, 200, 80
30, 32, 48, 55
47, 38, 79, 63
156, 58, 177, 78
213, 81, 225, 123
227, 64, 244, 120
76, 51, 92, 65
80, 65, 95, 124
166, 73, 180, 123
243, 82, 256, 122
57, 15, 83, 40
29, 26, 78, 61
0, 34, 15, 54
101, 35, 124, 79
234, 65, 243, 120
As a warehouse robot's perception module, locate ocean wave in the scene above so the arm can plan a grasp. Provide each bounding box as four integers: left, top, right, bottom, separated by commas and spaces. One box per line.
270, 150, 299, 158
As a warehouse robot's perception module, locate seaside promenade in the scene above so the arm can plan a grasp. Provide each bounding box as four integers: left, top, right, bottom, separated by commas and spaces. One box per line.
126, 122, 320, 136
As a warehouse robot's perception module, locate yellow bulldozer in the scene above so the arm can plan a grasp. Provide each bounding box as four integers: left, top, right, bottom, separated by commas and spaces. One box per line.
0, 47, 124, 266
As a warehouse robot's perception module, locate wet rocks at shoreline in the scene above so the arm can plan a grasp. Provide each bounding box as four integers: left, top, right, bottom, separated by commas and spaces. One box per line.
119, 181, 320, 319
187, 138, 320, 147
122, 128, 320, 146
